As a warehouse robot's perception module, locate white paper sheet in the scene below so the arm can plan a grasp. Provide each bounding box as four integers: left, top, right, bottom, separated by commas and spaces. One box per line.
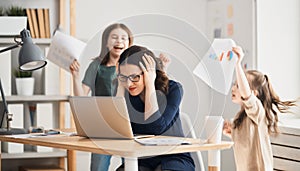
46, 31, 87, 72
193, 39, 237, 95
135, 137, 191, 146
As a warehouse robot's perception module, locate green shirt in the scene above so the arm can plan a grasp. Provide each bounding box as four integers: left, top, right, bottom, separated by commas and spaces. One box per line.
82, 59, 116, 96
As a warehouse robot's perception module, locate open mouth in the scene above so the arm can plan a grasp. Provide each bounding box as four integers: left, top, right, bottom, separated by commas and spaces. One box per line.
113, 46, 124, 50
129, 87, 136, 91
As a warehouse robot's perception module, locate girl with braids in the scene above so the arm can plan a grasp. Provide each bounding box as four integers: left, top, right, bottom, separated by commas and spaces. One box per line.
223, 46, 297, 171
116, 45, 195, 171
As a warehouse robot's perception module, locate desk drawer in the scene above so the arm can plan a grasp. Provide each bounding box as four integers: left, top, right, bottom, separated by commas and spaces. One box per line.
272, 144, 300, 161
274, 157, 300, 171
271, 130, 300, 171
271, 133, 300, 148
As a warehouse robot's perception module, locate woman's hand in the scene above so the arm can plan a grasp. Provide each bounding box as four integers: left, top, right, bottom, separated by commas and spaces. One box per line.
116, 79, 126, 97
139, 54, 158, 120
223, 120, 232, 139
139, 54, 156, 86
232, 46, 244, 64
69, 59, 80, 78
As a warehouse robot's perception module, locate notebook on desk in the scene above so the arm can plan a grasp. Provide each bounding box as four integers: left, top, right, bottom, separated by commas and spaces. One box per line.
69, 96, 152, 139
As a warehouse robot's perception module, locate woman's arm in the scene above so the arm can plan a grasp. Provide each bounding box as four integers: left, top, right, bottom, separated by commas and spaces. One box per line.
140, 54, 159, 120
133, 81, 183, 135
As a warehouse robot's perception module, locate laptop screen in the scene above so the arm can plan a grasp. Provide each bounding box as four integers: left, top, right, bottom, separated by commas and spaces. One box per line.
69, 96, 135, 139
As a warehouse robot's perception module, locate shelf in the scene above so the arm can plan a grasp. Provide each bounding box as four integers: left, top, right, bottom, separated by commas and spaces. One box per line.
1, 95, 69, 103
2, 150, 66, 159
0, 37, 52, 45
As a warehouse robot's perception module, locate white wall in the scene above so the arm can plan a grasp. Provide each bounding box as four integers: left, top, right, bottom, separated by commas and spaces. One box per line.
257, 0, 300, 100
74, 0, 300, 171
75, 1, 210, 170
76, 0, 206, 41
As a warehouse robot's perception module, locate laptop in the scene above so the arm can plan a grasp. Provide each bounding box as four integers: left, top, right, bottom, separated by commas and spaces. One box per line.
69, 96, 150, 139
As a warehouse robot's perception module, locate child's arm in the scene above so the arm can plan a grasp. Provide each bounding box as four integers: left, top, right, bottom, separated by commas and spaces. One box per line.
232, 47, 252, 100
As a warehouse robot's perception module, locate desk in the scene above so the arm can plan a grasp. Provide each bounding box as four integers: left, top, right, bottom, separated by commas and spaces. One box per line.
0, 134, 233, 171
270, 113, 300, 171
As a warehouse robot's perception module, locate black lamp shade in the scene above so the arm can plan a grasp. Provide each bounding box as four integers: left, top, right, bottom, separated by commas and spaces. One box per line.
18, 29, 47, 71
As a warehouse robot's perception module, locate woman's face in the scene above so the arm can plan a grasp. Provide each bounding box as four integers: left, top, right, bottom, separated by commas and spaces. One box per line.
107, 28, 130, 57
119, 64, 145, 96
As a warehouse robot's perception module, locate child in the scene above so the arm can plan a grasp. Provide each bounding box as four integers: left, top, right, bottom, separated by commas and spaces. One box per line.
223, 46, 297, 171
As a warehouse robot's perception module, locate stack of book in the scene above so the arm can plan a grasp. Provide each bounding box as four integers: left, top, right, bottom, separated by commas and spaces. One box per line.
26, 8, 51, 38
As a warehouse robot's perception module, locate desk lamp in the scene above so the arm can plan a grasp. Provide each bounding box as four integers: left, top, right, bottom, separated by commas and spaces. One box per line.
0, 29, 47, 135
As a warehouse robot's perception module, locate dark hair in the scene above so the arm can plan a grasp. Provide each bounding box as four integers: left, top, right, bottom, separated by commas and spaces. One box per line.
118, 45, 169, 94
97, 23, 133, 65
234, 70, 297, 134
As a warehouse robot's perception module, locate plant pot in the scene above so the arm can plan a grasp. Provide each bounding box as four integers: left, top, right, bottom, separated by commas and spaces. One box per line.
15, 77, 34, 96
0, 16, 27, 36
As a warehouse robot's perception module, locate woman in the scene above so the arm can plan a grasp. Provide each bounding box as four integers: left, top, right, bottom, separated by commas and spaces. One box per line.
116, 45, 195, 171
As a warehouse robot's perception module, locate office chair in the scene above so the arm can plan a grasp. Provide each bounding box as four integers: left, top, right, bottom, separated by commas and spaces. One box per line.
180, 112, 205, 171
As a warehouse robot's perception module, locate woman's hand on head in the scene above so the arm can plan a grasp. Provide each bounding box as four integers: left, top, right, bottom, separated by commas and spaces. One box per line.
232, 46, 244, 64
69, 59, 80, 78
139, 54, 157, 86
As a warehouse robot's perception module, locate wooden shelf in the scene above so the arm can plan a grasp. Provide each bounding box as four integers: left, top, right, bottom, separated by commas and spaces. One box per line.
1, 95, 69, 103
2, 150, 66, 159
0, 38, 52, 45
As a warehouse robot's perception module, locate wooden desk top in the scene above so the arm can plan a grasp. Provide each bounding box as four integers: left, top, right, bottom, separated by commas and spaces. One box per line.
0, 134, 233, 158
0, 134, 233, 157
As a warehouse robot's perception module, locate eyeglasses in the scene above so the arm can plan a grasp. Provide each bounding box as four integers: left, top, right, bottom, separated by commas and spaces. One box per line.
118, 73, 143, 83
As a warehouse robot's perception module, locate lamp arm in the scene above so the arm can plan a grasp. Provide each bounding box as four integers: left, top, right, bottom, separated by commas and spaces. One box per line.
0, 43, 22, 54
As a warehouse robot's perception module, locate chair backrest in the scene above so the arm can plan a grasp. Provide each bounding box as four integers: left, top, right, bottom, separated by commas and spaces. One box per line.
180, 112, 205, 171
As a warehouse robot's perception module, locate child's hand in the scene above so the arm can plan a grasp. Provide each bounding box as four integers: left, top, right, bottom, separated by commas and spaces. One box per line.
223, 120, 232, 139
232, 46, 245, 63
69, 59, 80, 78
159, 53, 171, 71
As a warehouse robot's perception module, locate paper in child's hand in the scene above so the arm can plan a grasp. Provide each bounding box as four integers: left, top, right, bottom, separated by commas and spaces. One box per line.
193, 39, 237, 95
46, 31, 86, 72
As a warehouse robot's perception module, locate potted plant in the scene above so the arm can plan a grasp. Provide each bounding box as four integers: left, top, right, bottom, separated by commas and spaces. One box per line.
14, 70, 35, 96
0, 7, 4, 16
0, 5, 27, 36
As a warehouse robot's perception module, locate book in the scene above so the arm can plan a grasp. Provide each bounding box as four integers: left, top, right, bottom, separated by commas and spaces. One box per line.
46, 31, 86, 72
44, 8, 51, 38
37, 8, 46, 38
26, 8, 36, 38
30, 9, 40, 38
35, 103, 54, 152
